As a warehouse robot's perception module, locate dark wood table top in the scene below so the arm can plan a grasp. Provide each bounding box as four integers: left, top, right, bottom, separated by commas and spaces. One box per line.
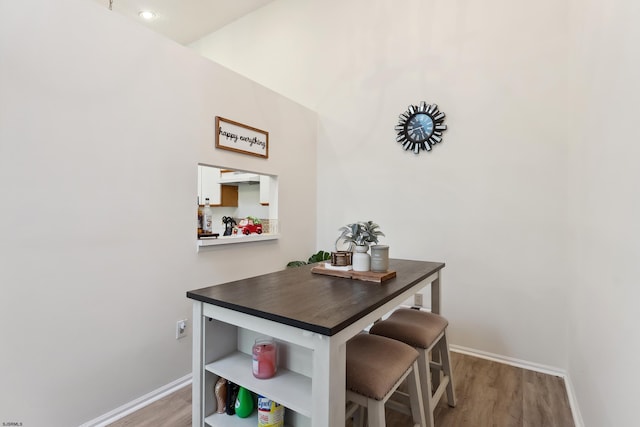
187, 258, 444, 336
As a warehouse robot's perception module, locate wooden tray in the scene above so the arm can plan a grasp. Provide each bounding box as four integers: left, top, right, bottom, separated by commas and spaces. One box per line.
311, 265, 396, 283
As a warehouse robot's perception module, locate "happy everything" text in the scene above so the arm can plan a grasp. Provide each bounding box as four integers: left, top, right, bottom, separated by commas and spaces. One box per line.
219, 127, 266, 150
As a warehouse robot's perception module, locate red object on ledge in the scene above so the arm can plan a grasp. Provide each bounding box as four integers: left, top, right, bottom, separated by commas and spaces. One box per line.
237, 218, 263, 235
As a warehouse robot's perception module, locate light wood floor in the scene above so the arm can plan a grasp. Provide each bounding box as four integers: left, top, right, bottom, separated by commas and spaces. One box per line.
108, 352, 574, 427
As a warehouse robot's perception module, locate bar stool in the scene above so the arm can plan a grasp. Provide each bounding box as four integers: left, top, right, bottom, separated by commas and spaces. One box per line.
369, 309, 456, 427
346, 333, 426, 427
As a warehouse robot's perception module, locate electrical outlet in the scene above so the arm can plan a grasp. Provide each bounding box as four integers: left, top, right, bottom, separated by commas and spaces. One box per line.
176, 319, 187, 339
414, 293, 423, 307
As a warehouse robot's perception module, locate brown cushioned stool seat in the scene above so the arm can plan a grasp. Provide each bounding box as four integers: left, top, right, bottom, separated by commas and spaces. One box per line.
370, 309, 456, 427
346, 333, 426, 427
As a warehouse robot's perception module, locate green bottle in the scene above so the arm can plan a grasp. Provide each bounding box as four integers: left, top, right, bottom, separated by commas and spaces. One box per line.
234, 386, 254, 418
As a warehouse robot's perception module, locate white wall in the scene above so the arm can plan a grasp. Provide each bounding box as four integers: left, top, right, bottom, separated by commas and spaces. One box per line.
192, 1, 640, 425
236, 184, 270, 219
567, 0, 640, 425
0, 1, 317, 425
192, 0, 571, 368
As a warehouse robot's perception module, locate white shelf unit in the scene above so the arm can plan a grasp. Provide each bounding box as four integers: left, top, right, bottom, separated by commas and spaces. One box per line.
198, 308, 312, 427
205, 352, 311, 416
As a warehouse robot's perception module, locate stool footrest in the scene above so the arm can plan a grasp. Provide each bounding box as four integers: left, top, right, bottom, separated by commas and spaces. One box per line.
387, 389, 412, 416
431, 376, 450, 403
345, 402, 360, 419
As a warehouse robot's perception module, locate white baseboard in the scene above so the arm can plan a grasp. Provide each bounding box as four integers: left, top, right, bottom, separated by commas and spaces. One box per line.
79, 373, 192, 427
450, 345, 584, 427
450, 344, 566, 377
562, 372, 585, 427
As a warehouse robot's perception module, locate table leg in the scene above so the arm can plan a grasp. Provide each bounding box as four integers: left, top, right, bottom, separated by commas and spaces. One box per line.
312, 335, 346, 427
431, 270, 441, 315
430, 271, 443, 391
192, 302, 204, 427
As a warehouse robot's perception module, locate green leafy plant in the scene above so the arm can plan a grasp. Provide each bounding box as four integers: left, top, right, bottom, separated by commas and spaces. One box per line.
247, 216, 262, 224
336, 221, 385, 248
286, 250, 331, 268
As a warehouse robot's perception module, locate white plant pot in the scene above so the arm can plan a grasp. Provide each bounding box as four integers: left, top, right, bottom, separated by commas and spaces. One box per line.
352, 245, 370, 272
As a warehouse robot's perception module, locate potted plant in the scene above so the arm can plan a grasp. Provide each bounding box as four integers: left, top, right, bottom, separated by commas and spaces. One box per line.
336, 221, 385, 271
286, 250, 332, 268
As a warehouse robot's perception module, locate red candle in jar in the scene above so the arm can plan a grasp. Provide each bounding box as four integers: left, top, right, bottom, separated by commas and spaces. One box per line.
252, 338, 277, 379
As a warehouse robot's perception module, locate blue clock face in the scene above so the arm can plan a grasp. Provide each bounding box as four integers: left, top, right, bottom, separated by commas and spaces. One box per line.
406, 113, 434, 143
395, 102, 447, 154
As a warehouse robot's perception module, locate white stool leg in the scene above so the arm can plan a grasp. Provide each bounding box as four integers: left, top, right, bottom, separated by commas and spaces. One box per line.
407, 361, 426, 427
417, 348, 435, 427
354, 406, 365, 427
368, 397, 386, 427
440, 331, 456, 407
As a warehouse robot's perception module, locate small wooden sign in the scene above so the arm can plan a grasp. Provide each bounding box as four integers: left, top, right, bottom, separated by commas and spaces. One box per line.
215, 116, 269, 159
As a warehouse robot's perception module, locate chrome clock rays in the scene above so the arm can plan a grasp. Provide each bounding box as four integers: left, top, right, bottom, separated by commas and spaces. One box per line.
395, 101, 447, 154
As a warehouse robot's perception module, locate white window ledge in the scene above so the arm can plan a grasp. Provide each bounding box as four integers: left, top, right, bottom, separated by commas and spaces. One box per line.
198, 233, 280, 248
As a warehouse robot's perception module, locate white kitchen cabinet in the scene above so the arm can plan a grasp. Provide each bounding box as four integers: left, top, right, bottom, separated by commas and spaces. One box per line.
199, 165, 221, 205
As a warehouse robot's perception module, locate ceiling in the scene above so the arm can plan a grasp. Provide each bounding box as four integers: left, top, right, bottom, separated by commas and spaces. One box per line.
89, 0, 276, 45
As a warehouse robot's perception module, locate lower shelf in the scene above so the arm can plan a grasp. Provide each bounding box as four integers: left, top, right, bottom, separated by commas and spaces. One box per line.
205, 351, 312, 417
205, 413, 257, 427
205, 413, 293, 427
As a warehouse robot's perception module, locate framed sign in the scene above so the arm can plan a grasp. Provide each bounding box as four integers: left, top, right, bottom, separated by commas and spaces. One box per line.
215, 116, 269, 159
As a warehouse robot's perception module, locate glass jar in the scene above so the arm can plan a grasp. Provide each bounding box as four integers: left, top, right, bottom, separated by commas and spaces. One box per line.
252, 338, 277, 379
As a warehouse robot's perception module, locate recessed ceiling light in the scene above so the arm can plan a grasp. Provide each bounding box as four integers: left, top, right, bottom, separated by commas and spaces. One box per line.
138, 10, 157, 20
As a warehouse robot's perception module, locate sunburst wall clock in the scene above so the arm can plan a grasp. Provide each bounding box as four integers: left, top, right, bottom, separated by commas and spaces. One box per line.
395, 101, 447, 154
